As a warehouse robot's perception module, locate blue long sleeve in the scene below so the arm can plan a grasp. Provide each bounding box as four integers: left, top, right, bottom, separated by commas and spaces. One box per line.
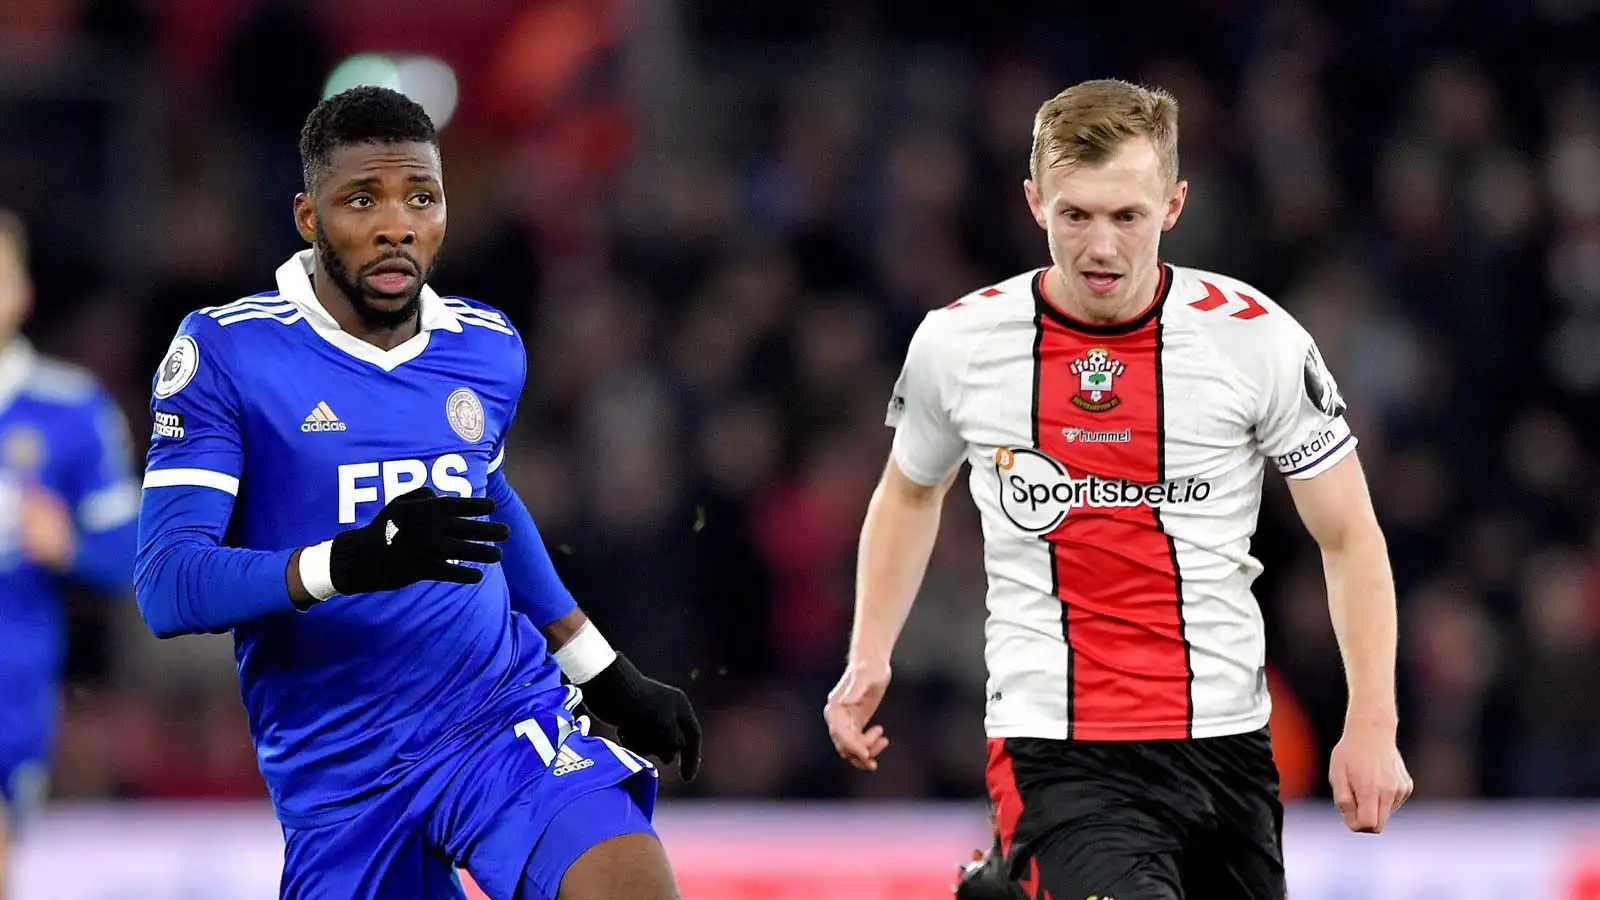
486, 468, 577, 627
134, 483, 298, 638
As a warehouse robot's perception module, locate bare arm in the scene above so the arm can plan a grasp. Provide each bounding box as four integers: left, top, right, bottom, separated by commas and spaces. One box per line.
1286, 451, 1412, 832
825, 457, 959, 771
829, 303, 966, 770
286, 548, 314, 607
540, 607, 590, 652
540, 606, 618, 684
1285, 452, 1396, 729
849, 458, 961, 666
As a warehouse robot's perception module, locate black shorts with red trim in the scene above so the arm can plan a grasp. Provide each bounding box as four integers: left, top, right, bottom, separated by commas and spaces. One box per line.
985, 727, 1285, 900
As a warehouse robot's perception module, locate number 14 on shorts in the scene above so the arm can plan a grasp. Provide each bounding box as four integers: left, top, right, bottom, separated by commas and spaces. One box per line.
513, 713, 654, 777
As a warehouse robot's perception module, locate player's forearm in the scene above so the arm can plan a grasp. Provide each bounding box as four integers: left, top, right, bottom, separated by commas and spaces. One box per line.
486, 469, 578, 627
540, 607, 624, 685
1323, 526, 1399, 730
541, 607, 588, 651
134, 536, 301, 637
136, 485, 304, 636
849, 468, 949, 666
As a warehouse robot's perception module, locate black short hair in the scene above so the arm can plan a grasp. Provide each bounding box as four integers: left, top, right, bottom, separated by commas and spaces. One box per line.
299, 86, 439, 194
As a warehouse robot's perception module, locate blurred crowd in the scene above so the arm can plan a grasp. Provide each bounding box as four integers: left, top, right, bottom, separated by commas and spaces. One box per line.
4, 0, 1599, 806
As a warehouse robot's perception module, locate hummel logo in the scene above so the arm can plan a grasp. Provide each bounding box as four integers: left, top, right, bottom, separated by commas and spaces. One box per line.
553, 744, 595, 776
384, 520, 399, 545
301, 401, 348, 433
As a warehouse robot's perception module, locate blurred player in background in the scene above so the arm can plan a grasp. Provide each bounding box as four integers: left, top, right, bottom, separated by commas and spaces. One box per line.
134, 87, 698, 900
0, 211, 138, 898
825, 79, 1413, 899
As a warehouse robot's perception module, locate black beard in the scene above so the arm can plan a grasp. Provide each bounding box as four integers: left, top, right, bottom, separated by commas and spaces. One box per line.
314, 223, 440, 331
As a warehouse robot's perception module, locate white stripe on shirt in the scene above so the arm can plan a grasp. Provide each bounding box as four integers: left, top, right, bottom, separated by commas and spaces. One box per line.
142, 468, 240, 496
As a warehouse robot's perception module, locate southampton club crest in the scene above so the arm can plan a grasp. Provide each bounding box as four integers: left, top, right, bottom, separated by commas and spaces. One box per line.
1069, 347, 1125, 412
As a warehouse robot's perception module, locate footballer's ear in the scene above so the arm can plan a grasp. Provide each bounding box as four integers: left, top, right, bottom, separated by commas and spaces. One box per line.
1023, 179, 1047, 230
1163, 179, 1189, 232
292, 193, 316, 244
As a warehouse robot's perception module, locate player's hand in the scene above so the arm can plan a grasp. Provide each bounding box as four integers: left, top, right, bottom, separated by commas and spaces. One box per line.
579, 654, 702, 781
1328, 721, 1412, 834
328, 486, 509, 594
18, 486, 76, 572
823, 659, 891, 771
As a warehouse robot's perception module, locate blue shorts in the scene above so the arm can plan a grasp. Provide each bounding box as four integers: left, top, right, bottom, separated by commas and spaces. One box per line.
280, 685, 659, 900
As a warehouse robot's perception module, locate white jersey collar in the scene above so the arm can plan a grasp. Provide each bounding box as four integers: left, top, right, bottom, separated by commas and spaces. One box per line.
274, 250, 461, 371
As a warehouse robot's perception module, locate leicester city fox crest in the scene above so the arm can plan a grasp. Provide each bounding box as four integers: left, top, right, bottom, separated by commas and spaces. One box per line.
446, 388, 485, 442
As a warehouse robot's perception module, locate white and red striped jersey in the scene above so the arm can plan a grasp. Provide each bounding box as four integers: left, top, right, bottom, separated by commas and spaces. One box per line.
887, 262, 1355, 742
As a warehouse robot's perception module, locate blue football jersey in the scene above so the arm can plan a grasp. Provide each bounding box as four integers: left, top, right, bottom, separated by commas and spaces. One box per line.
136, 251, 565, 828
0, 339, 137, 771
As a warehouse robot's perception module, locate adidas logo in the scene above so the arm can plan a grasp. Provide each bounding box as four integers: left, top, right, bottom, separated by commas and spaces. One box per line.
301, 401, 348, 433
552, 744, 595, 777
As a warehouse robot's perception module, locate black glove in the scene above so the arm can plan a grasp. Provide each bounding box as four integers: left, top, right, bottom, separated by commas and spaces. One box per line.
954, 836, 1026, 900
329, 486, 509, 594
578, 654, 702, 781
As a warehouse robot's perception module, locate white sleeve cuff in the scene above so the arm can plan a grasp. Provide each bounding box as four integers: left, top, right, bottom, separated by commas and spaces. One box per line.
298, 540, 338, 603
553, 622, 617, 684
1272, 418, 1357, 479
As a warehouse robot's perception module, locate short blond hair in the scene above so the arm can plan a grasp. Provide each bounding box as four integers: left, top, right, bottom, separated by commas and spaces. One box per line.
1030, 79, 1180, 185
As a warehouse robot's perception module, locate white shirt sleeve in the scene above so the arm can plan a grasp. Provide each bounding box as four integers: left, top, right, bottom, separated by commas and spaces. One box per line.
885, 312, 967, 486
1254, 319, 1357, 480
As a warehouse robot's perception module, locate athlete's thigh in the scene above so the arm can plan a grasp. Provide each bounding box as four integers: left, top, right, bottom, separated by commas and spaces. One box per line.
1030, 821, 1183, 900
1180, 798, 1285, 900
432, 686, 662, 900
280, 806, 465, 900
535, 785, 674, 900
1180, 834, 1285, 900
1181, 729, 1286, 900
1202, 790, 1286, 899
989, 738, 1188, 900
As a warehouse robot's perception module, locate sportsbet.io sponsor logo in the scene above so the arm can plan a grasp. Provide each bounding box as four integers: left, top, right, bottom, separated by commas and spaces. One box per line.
993, 446, 1211, 534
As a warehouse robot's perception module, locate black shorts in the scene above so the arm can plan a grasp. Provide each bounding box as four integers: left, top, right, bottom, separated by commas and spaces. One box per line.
985, 727, 1285, 900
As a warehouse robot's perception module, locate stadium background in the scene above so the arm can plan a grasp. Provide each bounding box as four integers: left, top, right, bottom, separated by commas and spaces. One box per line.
4, 0, 1599, 896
